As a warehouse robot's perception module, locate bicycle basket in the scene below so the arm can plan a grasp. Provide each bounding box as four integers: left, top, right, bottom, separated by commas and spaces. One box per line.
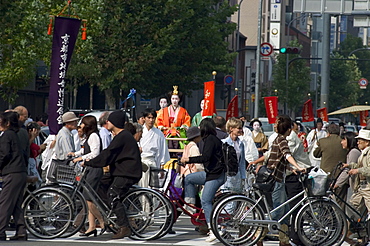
305, 175, 329, 197
56, 162, 77, 184
149, 167, 168, 188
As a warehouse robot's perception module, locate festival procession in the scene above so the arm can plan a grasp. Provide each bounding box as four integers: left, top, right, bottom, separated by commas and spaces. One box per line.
1, 1, 370, 246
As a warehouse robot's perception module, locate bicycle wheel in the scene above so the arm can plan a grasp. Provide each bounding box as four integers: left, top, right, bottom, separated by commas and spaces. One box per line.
23, 188, 73, 239
58, 185, 88, 238
150, 193, 176, 239
122, 188, 175, 240
296, 199, 347, 246
211, 195, 266, 246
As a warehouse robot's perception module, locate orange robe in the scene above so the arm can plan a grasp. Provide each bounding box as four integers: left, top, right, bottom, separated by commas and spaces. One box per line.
156, 106, 191, 129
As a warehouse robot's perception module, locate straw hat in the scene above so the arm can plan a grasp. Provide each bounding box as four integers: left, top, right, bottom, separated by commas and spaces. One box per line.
62, 112, 79, 123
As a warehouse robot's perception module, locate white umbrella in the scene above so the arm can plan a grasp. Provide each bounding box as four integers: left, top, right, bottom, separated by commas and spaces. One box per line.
328, 105, 370, 115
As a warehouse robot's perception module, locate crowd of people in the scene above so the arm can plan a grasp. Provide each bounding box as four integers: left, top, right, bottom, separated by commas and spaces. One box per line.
1, 89, 370, 245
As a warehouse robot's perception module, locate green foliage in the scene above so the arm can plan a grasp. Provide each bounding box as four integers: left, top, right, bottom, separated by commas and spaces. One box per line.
271, 40, 311, 114
0, 1, 47, 104
0, 0, 237, 105
87, 0, 237, 98
336, 34, 370, 105
329, 52, 362, 111
337, 35, 364, 57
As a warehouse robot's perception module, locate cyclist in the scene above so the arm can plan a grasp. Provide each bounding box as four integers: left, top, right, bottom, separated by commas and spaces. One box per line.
343, 129, 370, 222
82, 110, 142, 239
267, 115, 305, 246
181, 118, 226, 242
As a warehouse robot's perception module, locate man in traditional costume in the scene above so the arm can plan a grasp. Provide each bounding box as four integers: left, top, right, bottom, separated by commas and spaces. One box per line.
306, 118, 327, 167
139, 108, 170, 188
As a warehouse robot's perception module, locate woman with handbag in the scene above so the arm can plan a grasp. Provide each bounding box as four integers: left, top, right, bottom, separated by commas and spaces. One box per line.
68, 116, 105, 237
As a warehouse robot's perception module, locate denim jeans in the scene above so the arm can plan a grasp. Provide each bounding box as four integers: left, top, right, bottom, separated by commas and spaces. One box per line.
271, 181, 289, 224
184, 171, 226, 223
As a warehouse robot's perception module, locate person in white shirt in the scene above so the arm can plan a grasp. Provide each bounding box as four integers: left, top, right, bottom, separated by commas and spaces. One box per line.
97, 111, 112, 218
68, 116, 105, 237
139, 108, 170, 188
306, 118, 327, 167
240, 126, 259, 167
98, 111, 112, 150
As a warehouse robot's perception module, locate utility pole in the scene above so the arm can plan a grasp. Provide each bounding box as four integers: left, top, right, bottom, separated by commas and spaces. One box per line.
254, 0, 263, 118
320, 14, 330, 109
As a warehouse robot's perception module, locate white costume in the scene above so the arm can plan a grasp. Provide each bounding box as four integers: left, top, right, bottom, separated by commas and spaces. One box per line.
306, 129, 328, 167
139, 124, 170, 188
286, 131, 311, 169
240, 127, 259, 163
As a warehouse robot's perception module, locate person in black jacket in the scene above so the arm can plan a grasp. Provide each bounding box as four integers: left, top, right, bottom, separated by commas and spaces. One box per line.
181, 118, 226, 242
82, 110, 142, 240
0, 111, 28, 241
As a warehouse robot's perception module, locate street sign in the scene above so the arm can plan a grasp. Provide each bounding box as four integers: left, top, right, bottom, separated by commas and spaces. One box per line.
224, 75, 234, 85
270, 3, 281, 21
140, 98, 151, 106
260, 42, 273, 56
359, 77, 368, 89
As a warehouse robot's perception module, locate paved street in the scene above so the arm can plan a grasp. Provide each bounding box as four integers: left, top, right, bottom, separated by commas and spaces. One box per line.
2, 215, 353, 246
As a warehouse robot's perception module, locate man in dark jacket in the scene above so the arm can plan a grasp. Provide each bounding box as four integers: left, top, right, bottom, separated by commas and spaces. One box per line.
83, 110, 142, 239
0, 111, 28, 241
313, 123, 347, 173
314, 123, 347, 209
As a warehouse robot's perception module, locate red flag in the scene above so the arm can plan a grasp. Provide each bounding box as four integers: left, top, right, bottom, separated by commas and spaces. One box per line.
202, 81, 216, 117
302, 99, 314, 122
316, 107, 328, 122
226, 95, 239, 120
264, 96, 278, 124
360, 111, 369, 126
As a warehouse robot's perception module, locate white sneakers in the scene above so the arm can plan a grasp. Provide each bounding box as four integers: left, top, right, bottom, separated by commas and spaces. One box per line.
205, 230, 217, 242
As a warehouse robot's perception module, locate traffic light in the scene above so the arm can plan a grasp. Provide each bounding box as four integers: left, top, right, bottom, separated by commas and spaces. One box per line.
279, 47, 301, 54
220, 85, 230, 100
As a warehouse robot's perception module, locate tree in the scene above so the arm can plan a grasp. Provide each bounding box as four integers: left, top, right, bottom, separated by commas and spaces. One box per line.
88, 0, 237, 100
329, 52, 362, 111
271, 40, 311, 116
336, 34, 370, 105
1, 0, 237, 108
0, 1, 49, 106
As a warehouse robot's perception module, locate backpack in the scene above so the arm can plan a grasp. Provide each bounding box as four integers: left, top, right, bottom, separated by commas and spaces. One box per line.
221, 142, 239, 176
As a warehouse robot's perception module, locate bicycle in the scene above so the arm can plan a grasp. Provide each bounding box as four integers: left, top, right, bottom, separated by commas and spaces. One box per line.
210, 166, 348, 246
22, 183, 74, 239
328, 162, 370, 245
30, 159, 175, 240
152, 158, 238, 236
